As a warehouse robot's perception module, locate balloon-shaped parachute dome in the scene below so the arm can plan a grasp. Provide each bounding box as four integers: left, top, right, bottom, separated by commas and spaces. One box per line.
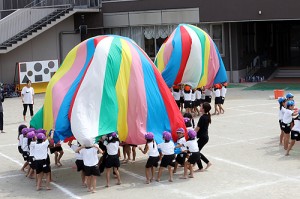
154, 24, 227, 88
30, 35, 186, 146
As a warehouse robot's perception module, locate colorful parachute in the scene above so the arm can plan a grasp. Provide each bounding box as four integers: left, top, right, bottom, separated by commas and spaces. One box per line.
154, 24, 227, 88
30, 35, 185, 145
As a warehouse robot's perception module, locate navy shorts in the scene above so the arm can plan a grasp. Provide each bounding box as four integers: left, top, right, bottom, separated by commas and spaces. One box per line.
35, 159, 51, 174
84, 165, 100, 176
188, 152, 200, 164
160, 154, 175, 167
175, 152, 187, 165
291, 130, 300, 141
145, 156, 160, 168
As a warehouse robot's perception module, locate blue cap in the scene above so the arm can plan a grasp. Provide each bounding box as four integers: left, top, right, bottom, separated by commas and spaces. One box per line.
278, 97, 286, 104
287, 100, 295, 107
286, 93, 294, 99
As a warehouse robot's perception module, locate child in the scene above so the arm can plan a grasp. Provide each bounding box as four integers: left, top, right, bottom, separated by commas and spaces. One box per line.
104, 132, 121, 187
220, 82, 227, 112
183, 112, 195, 130
183, 85, 192, 113
191, 89, 196, 113
180, 130, 200, 179
286, 93, 294, 101
286, 110, 300, 156
18, 124, 27, 155
195, 88, 202, 115
278, 97, 287, 145
282, 100, 297, 150
138, 132, 160, 184
173, 128, 187, 173
212, 84, 221, 115
172, 85, 181, 109
26, 131, 36, 179
49, 135, 64, 167
34, 131, 53, 191
76, 141, 102, 193
68, 141, 87, 187
204, 87, 212, 104
157, 131, 175, 182
21, 128, 30, 172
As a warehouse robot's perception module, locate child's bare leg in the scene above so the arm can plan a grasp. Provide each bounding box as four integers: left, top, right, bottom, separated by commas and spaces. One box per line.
54, 152, 58, 166
168, 166, 173, 182
286, 140, 295, 156
36, 172, 43, 191
46, 172, 51, 190
145, 167, 150, 184
280, 131, 284, 145
92, 176, 97, 193
122, 146, 127, 161
150, 167, 155, 182
156, 167, 164, 182
173, 162, 178, 173
284, 133, 290, 150
189, 164, 194, 178
132, 146, 136, 161
57, 151, 64, 166
21, 162, 29, 172
114, 168, 121, 185
81, 171, 87, 186
86, 176, 92, 191
181, 162, 188, 179
106, 168, 111, 187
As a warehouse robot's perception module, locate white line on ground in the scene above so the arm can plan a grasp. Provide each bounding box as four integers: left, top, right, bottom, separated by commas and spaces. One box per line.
0, 174, 24, 179
0, 152, 81, 199
0, 143, 18, 147
118, 168, 200, 199
206, 136, 273, 148
226, 103, 276, 109
227, 108, 277, 116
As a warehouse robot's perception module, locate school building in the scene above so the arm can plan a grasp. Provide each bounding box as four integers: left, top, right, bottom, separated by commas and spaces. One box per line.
0, 0, 300, 85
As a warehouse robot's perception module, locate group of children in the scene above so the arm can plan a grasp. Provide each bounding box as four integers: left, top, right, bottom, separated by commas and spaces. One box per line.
18, 125, 54, 191
17, 100, 214, 193
277, 93, 300, 156
171, 83, 227, 116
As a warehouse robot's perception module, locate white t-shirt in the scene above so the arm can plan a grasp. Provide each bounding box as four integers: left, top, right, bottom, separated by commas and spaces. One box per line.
292, 119, 300, 132
221, 87, 227, 97
183, 91, 192, 101
177, 137, 187, 151
18, 134, 23, 146
158, 141, 175, 155
22, 137, 29, 152
21, 87, 34, 104
191, 92, 196, 101
104, 141, 119, 155
80, 147, 99, 166
282, 109, 294, 124
29, 141, 36, 157
278, 107, 286, 121
172, 89, 181, 101
205, 89, 212, 97
180, 89, 184, 97
71, 145, 83, 160
147, 141, 159, 157
34, 140, 49, 160
213, 89, 221, 97
185, 139, 199, 153
195, 90, 201, 100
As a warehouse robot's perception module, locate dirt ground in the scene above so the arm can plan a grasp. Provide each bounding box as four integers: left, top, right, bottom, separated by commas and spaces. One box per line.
0, 85, 300, 199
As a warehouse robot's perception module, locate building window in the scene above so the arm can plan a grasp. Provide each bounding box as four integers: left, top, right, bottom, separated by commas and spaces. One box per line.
199, 23, 225, 56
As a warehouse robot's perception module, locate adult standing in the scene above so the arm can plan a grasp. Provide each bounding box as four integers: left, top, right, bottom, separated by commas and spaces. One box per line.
194, 102, 212, 171
0, 88, 4, 133
21, 80, 34, 121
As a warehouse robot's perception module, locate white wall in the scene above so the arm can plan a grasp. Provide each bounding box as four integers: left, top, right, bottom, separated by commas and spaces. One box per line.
0, 16, 80, 83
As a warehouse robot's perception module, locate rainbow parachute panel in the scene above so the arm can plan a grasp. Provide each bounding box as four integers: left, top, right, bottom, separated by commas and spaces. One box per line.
30, 35, 185, 145
154, 24, 227, 88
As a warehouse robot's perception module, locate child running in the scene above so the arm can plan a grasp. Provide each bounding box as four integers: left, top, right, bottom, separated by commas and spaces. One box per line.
286, 110, 300, 156
138, 132, 160, 184
157, 131, 175, 182
180, 130, 200, 179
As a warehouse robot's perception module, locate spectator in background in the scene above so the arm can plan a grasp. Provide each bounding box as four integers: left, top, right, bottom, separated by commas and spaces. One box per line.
21, 80, 34, 122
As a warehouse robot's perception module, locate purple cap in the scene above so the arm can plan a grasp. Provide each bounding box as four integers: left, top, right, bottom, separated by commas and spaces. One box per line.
176, 128, 185, 133
37, 133, 46, 140
35, 129, 47, 135
188, 130, 197, 139
183, 117, 190, 123
110, 132, 118, 138
145, 132, 154, 140
163, 131, 172, 141
21, 128, 29, 135
27, 131, 36, 139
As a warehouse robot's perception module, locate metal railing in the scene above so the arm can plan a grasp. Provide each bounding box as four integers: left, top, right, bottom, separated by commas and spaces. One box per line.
0, 4, 73, 48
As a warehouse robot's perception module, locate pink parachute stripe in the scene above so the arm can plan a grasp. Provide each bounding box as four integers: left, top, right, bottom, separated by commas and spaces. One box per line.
52, 41, 87, 125
163, 32, 175, 67
206, 37, 220, 88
